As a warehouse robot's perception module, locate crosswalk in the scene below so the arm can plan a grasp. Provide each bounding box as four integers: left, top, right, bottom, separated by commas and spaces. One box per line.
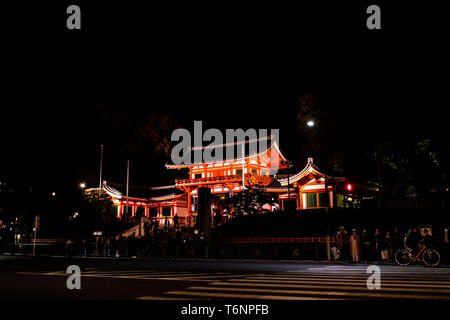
19, 266, 450, 300
143, 273, 450, 300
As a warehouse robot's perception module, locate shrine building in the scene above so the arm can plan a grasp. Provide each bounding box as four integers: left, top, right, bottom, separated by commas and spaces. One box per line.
103, 138, 349, 227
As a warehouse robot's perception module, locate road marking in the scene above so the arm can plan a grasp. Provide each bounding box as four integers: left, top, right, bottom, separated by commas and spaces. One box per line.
163, 290, 346, 300
242, 276, 450, 285
136, 296, 195, 300
15, 271, 250, 282
182, 286, 450, 300
208, 281, 450, 293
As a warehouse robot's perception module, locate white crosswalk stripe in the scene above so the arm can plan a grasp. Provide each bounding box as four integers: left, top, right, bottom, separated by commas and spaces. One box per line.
17, 269, 256, 282
139, 270, 450, 300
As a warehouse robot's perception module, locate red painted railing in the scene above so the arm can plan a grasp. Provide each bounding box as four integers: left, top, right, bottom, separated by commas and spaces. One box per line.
176, 174, 273, 186
221, 237, 335, 244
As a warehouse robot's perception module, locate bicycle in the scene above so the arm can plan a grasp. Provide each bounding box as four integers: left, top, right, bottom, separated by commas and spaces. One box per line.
395, 244, 440, 267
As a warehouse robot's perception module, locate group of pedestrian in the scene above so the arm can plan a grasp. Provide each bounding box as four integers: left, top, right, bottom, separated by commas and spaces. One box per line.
334, 226, 405, 263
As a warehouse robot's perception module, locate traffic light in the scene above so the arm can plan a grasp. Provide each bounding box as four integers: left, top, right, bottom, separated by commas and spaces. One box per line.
346, 183, 353, 192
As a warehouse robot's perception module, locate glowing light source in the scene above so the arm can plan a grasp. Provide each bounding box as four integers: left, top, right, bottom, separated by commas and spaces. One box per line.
80, 183, 86, 189
346, 183, 353, 191
306, 120, 315, 127
52, 192, 56, 196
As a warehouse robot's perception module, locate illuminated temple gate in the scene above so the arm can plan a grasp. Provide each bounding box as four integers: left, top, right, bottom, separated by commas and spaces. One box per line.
103, 140, 349, 227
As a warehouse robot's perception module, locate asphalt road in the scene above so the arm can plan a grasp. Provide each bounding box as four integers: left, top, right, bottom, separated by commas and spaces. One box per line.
1, 255, 450, 301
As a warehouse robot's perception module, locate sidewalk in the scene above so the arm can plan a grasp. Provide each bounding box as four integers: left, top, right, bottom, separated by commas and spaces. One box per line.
2, 252, 450, 267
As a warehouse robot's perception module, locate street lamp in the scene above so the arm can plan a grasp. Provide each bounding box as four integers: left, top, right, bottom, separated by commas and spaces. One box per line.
80, 183, 86, 197
307, 120, 315, 127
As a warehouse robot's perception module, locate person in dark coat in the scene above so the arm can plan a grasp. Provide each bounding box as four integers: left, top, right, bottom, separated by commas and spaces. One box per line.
173, 214, 179, 231
444, 226, 450, 263
373, 229, 383, 263
336, 226, 349, 261
391, 227, 401, 252
110, 237, 117, 257
0, 235, 3, 255
384, 231, 394, 263
128, 233, 137, 258
404, 226, 422, 256
360, 228, 371, 263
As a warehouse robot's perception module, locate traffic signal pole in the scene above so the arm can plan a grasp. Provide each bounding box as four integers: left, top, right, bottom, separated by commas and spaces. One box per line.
32, 215, 39, 256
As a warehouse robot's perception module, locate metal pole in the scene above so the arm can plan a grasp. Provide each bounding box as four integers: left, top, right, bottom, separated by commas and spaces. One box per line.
287, 163, 290, 211
32, 215, 38, 256
241, 142, 245, 190
99, 144, 104, 189
325, 175, 331, 262
126, 160, 130, 222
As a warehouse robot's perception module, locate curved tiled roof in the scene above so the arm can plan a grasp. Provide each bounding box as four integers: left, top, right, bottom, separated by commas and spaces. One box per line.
276, 158, 324, 186
166, 139, 287, 169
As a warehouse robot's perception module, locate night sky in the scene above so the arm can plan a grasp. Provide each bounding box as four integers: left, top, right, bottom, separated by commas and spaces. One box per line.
1, 2, 448, 201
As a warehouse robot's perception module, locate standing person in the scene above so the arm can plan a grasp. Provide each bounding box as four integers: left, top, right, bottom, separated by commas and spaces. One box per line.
104, 237, 110, 257
81, 238, 88, 257
360, 228, 371, 263
65, 240, 73, 258
164, 218, 169, 232
173, 214, 179, 231
110, 236, 117, 258
373, 229, 383, 263
384, 231, 393, 263
97, 236, 104, 257
130, 233, 137, 258
349, 229, 360, 263
336, 226, 348, 261
118, 235, 125, 257
154, 219, 160, 233
391, 227, 401, 252
0, 234, 3, 255
444, 226, 450, 264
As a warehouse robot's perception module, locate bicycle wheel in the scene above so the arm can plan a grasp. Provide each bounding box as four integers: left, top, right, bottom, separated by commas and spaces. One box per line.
395, 249, 411, 266
423, 249, 440, 267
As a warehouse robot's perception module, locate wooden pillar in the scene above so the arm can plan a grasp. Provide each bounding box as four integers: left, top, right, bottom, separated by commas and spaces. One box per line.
187, 187, 191, 215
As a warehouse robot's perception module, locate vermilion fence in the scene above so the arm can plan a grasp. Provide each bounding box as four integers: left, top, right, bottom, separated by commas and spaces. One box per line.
221, 237, 335, 244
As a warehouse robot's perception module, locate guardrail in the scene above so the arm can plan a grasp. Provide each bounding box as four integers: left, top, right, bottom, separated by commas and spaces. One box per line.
221, 237, 335, 244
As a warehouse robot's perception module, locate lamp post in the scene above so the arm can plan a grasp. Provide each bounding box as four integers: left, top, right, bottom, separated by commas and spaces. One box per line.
80, 183, 86, 197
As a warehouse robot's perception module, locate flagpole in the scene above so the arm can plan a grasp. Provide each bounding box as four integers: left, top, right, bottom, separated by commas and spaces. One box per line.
242, 142, 245, 190
99, 144, 104, 189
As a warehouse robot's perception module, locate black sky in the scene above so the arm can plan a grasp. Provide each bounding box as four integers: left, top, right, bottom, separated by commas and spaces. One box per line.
1, 2, 449, 196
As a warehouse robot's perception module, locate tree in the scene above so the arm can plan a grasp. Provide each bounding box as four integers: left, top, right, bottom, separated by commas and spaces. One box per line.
227, 188, 278, 216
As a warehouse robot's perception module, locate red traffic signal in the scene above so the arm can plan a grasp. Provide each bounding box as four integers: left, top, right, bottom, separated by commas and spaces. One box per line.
346, 183, 353, 192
